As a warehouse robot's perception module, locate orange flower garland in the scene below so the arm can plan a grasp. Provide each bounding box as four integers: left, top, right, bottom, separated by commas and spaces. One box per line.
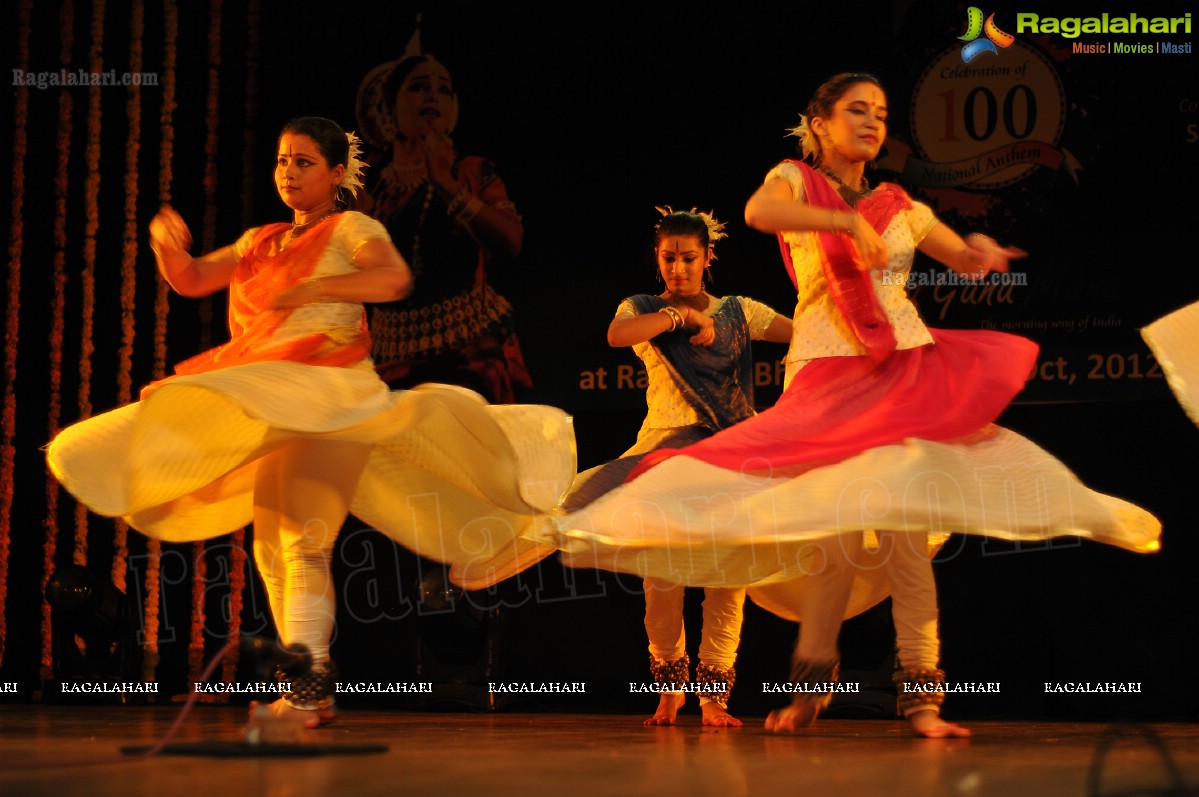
220, 534, 247, 685
0, 0, 33, 669
240, 0, 260, 229
75, 0, 107, 567
142, 0, 180, 691
196, 0, 222, 354
219, 0, 262, 684
110, 0, 146, 596
153, 0, 176, 375
40, 0, 76, 682
139, 538, 162, 687
187, 0, 225, 692
188, 543, 209, 696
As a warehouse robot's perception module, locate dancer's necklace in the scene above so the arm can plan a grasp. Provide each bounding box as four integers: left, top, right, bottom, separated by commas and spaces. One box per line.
289, 208, 337, 241
819, 166, 870, 207
664, 291, 709, 312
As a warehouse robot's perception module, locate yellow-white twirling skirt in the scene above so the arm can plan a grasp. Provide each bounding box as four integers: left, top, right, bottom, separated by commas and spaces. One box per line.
1142, 299, 1199, 428
46, 360, 575, 590
549, 426, 1160, 622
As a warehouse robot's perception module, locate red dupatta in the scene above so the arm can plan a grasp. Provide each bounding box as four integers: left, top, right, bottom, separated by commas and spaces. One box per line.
780, 160, 912, 361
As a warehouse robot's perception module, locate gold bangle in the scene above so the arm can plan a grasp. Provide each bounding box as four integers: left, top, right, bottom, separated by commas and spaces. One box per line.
831, 210, 858, 234
658, 306, 682, 331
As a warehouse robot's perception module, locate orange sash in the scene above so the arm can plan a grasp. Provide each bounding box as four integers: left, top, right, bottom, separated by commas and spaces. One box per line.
142, 215, 369, 397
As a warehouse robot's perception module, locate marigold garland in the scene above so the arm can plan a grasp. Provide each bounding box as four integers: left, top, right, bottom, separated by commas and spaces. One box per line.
220, 530, 247, 685
153, 0, 177, 376
189, 542, 210, 697
140, 539, 161, 685
142, 0, 180, 691
220, 0, 261, 684
118, 0, 145, 412
196, 0, 222, 354
202, 0, 222, 255
111, 0, 145, 595
75, 0, 107, 567
241, 0, 260, 230
0, 0, 33, 670
41, 0, 76, 682
188, 0, 224, 691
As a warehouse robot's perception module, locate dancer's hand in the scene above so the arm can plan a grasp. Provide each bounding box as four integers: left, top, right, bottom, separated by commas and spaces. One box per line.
149, 205, 192, 257
846, 215, 888, 271
963, 233, 1026, 279
684, 307, 716, 347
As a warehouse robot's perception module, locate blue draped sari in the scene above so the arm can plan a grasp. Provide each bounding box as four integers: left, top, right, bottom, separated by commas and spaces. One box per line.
560, 295, 756, 511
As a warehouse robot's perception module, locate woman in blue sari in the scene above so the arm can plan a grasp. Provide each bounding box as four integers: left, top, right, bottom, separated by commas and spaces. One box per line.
561, 208, 791, 726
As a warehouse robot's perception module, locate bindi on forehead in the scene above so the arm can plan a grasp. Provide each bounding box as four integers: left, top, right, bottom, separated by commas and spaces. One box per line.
836, 98, 889, 120
277, 145, 320, 160
661, 234, 704, 252
843, 86, 887, 107
278, 133, 320, 157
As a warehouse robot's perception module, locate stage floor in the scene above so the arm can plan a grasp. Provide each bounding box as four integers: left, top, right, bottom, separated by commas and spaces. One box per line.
1, 706, 1196, 797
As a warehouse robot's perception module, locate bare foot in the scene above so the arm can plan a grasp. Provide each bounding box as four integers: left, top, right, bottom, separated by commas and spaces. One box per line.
764, 697, 821, 733
248, 699, 335, 731
908, 709, 971, 738
643, 692, 686, 726
700, 702, 742, 727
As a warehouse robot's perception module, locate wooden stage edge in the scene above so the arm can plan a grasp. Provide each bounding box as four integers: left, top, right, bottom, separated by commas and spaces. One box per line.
0, 705, 1197, 797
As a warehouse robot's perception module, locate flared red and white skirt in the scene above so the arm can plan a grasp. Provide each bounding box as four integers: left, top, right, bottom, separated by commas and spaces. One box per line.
549, 329, 1161, 621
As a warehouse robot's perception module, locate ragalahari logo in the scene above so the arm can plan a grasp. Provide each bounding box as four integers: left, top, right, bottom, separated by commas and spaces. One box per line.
958, 7, 1015, 63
